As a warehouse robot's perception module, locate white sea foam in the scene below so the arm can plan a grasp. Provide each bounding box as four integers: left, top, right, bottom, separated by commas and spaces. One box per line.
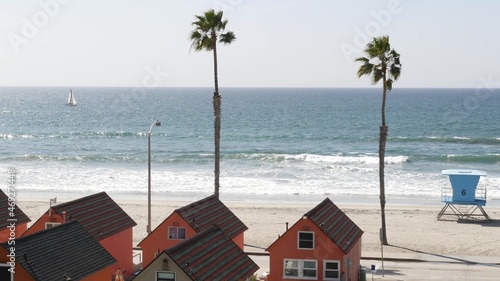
8, 162, 498, 201
0, 133, 36, 139
246, 153, 408, 165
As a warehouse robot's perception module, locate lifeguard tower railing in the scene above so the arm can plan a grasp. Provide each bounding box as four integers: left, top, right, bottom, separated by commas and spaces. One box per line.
437, 169, 491, 222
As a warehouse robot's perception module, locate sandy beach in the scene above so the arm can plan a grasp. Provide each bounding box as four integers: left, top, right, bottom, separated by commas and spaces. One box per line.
16, 195, 500, 260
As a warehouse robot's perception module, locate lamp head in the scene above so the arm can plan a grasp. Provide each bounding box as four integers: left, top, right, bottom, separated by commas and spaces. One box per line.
155, 120, 161, 126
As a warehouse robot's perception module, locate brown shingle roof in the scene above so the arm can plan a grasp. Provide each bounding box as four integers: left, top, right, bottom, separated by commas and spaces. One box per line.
51, 191, 136, 240
2, 220, 116, 280
175, 195, 247, 238
166, 225, 259, 281
0, 189, 30, 229
305, 197, 363, 253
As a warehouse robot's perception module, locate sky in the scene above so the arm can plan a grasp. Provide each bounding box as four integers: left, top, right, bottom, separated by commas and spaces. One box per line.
1, 0, 499, 88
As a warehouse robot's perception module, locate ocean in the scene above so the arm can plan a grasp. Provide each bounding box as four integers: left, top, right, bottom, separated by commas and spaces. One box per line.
1, 87, 499, 204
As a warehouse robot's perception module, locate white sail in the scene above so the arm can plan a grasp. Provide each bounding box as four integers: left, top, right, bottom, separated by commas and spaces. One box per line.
66, 89, 77, 106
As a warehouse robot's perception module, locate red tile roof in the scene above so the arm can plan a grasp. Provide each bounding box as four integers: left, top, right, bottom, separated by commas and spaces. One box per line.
166, 225, 258, 281
305, 197, 363, 253
50, 192, 136, 240
175, 194, 247, 238
0, 189, 30, 228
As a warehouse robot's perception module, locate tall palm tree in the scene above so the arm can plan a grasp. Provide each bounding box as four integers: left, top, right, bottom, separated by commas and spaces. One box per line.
189, 9, 236, 198
355, 36, 401, 245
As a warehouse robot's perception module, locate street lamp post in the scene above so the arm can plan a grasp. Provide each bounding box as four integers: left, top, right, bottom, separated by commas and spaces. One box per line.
147, 120, 161, 234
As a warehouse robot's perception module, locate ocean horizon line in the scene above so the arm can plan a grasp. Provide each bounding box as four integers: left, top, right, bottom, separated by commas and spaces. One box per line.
1, 86, 499, 91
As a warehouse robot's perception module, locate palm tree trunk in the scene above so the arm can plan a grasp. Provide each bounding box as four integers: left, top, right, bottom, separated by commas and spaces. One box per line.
380, 68, 388, 245
213, 42, 221, 198
213, 40, 219, 94
379, 125, 388, 245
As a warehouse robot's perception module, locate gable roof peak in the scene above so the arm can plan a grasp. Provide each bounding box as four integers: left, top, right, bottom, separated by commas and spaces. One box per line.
49, 191, 136, 240
267, 197, 363, 254
305, 197, 363, 253
175, 195, 247, 238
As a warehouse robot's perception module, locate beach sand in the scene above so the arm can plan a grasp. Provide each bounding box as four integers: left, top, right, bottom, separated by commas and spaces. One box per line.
17, 197, 500, 259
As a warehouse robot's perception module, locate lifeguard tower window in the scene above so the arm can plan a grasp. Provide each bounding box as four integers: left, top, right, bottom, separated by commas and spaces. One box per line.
437, 169, 491, 222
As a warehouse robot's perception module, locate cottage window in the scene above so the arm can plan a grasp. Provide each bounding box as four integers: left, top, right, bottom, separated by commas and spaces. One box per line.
324, 260, 340, 280
168, 226, 186, 240
156, 271, 175, 281
45, 222, 61, 229
298, 231, 314, 249
284, 259, 299, 277
283, 259, 317, 279
303, 260, 317, 277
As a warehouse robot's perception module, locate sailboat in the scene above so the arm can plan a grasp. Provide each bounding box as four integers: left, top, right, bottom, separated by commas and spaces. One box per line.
66, 89, 77, 106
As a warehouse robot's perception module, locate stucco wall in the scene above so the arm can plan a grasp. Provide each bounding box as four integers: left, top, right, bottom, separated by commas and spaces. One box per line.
139, 212, 196, 267
267, 218, 362, 281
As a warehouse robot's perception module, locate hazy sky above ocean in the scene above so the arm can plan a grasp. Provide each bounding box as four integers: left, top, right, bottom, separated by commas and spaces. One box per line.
1, 0, 499, 88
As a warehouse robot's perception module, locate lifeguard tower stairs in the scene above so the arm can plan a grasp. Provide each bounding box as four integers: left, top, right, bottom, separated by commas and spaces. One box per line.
437, 169, 491, 222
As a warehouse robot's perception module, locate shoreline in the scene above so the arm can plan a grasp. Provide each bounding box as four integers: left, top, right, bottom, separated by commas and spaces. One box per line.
14, 190, 500, 258
13, 188, 500, 208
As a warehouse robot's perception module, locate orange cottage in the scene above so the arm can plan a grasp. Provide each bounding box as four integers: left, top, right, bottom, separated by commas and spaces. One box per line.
133, 225, 259, 281
0, 189, 30, 242
0, 220, 115, 281
266, 198, 363, 281
22, 192, 137, 278
138, 194, 248, 267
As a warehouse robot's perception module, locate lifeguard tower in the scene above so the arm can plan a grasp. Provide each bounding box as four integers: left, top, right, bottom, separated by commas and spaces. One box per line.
437, 169, 491, 222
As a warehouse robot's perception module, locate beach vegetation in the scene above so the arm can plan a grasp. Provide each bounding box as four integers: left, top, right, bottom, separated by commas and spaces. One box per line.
189, 9, 236, 197
355, 35, 402, 245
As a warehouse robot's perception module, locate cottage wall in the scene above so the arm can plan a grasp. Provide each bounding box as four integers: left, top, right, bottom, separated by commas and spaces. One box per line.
232, 231, 245, 250
0, 222, 29, 243
100, 227, 134, 275
21, 211, 63, 237
268, 218, 360, 281
139, 212, 197, 267
345, 237, 362, 281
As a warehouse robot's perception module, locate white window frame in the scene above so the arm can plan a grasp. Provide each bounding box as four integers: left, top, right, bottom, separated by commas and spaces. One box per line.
297, 231, 315, 250
283, 259, 318, 280
156, 271, 176, 281
323, 260, 341, 281
45, 222, 61, 229
0, 263, 14, 281
168, 226, 186, 240
283, 259, 299, 278
302, 259, 318, 278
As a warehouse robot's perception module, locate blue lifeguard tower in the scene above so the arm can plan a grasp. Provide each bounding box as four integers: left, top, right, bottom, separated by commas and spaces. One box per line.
437, 169, 491, 222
